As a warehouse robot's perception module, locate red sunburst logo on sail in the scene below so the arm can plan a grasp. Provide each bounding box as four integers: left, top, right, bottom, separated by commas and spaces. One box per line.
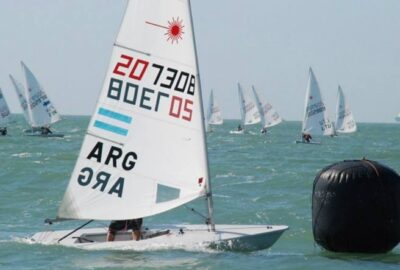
165, 17, 184, 44
146, 17, 185, 44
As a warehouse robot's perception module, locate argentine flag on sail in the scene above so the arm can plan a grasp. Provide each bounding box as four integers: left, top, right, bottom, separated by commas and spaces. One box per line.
93, 107, 132, 136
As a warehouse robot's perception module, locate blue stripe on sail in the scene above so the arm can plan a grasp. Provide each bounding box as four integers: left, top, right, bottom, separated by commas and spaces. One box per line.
94, 120, 128, 136
98, 107, 132, 124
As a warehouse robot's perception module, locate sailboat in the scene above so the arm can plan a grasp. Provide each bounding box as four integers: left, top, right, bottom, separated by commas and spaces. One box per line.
296, 68, 334, 144
21, 62, 63, 137
9, 75, 32, 128
395, 113, 400, 122
0, 88, 11, 135
252, 85, 282, 134
335, 85, 357, 133
30, 0, 287, 251
230, 83, 261, 134
206, 89, 223, 132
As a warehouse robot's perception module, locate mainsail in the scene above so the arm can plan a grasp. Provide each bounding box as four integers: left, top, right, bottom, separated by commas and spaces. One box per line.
207, 90, 223, 125
238, 83, 261, 126
58, 0, 210, 221
0, 88, 11, 126
335, 85, 357, 133
9, 74, 30, 125
21, 62, 61, 127
252, 86, 282, 128
301, 68, 334, 136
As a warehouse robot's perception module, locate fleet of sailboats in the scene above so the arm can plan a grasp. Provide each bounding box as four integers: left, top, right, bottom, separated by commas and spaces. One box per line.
30, 0, 288, 251
335, 85, 357, 133
0, 0, 397, 260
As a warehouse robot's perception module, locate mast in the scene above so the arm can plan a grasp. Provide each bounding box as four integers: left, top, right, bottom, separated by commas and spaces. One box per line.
188, 0, 215, 231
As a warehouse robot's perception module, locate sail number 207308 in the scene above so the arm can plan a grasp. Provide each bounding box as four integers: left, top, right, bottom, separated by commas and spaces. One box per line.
107, 54, 196, 122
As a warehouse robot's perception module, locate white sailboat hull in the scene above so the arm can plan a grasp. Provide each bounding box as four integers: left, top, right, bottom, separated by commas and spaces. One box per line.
295, 140, 321, 145
25, 133, 64, 138
30, 224, 288, 252
229, 130, 245, 134
23, 128, 64, 137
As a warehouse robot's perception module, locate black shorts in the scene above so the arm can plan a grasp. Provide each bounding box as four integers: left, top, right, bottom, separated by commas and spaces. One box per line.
108, 219, 143, 233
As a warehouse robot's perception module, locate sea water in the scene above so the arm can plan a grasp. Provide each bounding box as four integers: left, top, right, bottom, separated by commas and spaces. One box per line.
0, 116, 399, 270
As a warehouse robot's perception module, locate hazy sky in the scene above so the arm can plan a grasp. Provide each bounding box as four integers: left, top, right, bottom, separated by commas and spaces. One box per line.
0, 0, 399, 122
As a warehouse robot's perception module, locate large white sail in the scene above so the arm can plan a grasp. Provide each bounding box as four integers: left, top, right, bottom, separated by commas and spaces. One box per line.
9, 74, 31, 125
21, 62, 61, 127
207, 90, 223, 125
396, 113, 400, 122
0, 89, 11, 126
252, 86, 282, 128
335, 85, 357, 133
58, 0, 209, 220
302, 68, 334, 136
238, 83, 260, 126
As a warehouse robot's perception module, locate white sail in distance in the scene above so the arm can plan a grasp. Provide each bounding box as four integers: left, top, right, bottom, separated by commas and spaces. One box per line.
9, 74, 31, 125
301, 68, 334, 136
58, 0, 210, 221
238, 83, 261, 126
207, 90, 223, 125
335, 85, 357, 133
0, 88, 11, 126
252, 86, 282, 128
21, 62, 61, 127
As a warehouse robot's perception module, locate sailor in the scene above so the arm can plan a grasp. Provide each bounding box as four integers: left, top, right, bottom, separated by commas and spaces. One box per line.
302, 133, 312, 143
261, 127, 267, 134
0, 127, 7, 136
107, 218, 143, 241
237, 124, 243, 131
40, 126, 52, 135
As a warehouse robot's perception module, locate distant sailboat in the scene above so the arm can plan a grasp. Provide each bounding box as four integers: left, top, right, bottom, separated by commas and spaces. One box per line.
395, 113, 400, 122
335, 85, 356, 133
206, 89, 223, 132
21, 62, 63, 137
9, 74, 31, 127
31, 0, 287, 251
0, 88, 11, 135
231, 83, 260, 134
252, 85, 282, 134
296, 68, 334, 144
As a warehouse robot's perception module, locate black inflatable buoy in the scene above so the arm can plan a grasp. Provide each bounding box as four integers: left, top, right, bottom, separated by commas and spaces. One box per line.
312, 159, 400, 253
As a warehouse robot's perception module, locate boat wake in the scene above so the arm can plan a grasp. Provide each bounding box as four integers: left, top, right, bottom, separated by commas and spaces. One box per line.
11, 152, 36, 158
13, 235, 219, 253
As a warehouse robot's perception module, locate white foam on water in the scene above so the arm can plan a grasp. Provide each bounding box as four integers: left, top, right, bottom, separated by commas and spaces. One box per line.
216, 172, 235, 178
213, 193, 231, 198
219, 179, 265, 188
69, 128, 80, 133
11, 152, 32, 158
11, 235, 220, 254
73, 256, 203, 269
